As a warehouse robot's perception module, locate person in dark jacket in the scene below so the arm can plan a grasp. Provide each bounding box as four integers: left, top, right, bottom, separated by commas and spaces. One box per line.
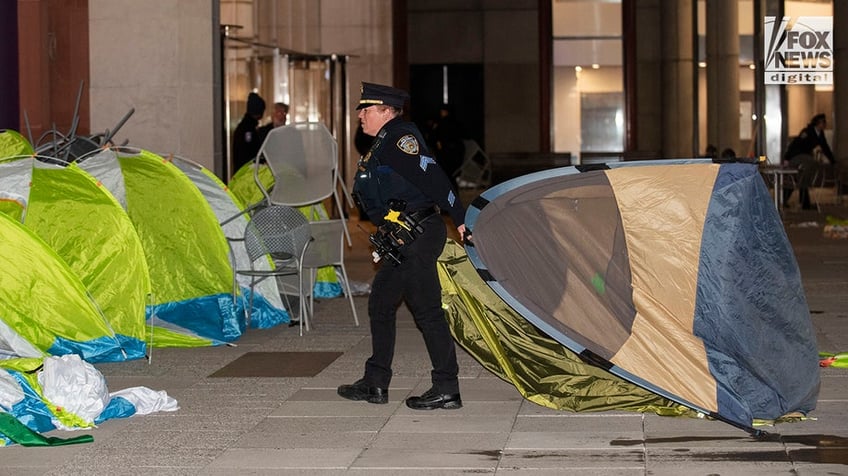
231, 92, 266, 176
338, 82, 469, 410
784, 113, 833, 209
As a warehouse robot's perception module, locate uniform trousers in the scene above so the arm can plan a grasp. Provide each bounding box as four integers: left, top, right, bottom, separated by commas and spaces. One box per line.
364, 214, 460, 394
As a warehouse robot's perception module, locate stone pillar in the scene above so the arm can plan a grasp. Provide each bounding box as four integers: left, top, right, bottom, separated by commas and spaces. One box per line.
706, 0, 740, 155
757, 0, 784, 164
0, 0, 18, 130
834, 0, 848, 190
16, 0, 51, 141
628, 0, 662, 159
661, 0, 696, 158
89, 0, 221, 175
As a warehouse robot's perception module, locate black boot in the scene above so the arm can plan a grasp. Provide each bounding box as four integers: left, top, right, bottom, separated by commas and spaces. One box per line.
337, 379, 388, 404
405, 387, 462, 410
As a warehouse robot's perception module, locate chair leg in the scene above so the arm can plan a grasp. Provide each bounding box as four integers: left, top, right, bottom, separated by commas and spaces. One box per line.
338, 263, 359, 326
299, 270, 308, 335
811, 169, 822, 213
246, 280, 256, 329
308, 268, 316, 320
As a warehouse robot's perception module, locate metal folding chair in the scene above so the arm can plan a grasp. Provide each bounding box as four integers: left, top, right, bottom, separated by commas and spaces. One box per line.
255, 122, 354, 245
233, 205, 312, 335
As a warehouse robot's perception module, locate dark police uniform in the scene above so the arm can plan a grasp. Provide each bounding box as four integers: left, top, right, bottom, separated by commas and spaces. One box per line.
231, 92, 265, 176
351, 83, 466, 401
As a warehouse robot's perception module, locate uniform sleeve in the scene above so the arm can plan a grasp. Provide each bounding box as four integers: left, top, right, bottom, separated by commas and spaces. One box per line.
382, 134, 466, 227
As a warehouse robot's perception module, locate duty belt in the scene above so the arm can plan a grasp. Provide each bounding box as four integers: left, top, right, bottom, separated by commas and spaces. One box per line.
408, 205, 439, 222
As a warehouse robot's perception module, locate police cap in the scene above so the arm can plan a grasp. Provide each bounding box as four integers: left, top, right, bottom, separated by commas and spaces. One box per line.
356, 82, 410, 110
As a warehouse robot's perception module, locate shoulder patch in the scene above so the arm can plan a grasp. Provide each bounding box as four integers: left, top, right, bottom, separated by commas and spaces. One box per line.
397, 134, 419, 155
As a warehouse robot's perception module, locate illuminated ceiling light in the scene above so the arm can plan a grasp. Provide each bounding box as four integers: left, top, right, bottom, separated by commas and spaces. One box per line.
591, 64, 600, 69
574, 65, 583, 72
698, 61, 707, 68
748, 64, 756, 70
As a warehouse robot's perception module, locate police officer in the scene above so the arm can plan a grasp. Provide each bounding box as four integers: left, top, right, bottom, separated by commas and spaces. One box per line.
231, 92, 266, 176
338, 82, 469, 410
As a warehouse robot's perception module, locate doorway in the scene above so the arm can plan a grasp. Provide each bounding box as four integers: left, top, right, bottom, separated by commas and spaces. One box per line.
409, 64, 484, 150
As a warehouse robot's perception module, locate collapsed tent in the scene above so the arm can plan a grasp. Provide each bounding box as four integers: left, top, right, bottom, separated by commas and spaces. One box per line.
0, 355, 177, 447
457, 160, 819, 433
0, 157, 148, 361
78, 148, 244, 346
438, 240, 690, 416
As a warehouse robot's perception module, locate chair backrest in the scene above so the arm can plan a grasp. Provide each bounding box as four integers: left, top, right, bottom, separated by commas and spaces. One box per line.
303, 219, 345, 268
258, 122, 338, 207
243, 205, 312, 263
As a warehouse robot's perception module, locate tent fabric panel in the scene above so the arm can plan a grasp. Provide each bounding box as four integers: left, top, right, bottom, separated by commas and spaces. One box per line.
472, 171, 637, 360
46, 335, 136, 364
120, 152, 234, 303
0, 130, 34, 158
6, 370, 57, 434
146, 293, 239, 343
147, 318, 216, 348
80, 148, 243, 346
240, 287, 291, 329
172, 157, 288, 328
0, 158, 33, 222
230, 162, 274, 207
694, 163, 819, 421
438, 240, 692, 416
0, 319, 43, 359
76, 150, 128, 208
0, 214, 121, 362
606, 163, 719, 414
26, 164, 149, 359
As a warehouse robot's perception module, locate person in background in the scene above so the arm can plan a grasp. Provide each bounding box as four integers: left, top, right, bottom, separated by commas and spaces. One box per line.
719, 148, 736, 162
256, 102, 289, 145
704, 144, 718, 160
338, 82, 468, 410
232, 92, 266, 174
783, 113, 834, 210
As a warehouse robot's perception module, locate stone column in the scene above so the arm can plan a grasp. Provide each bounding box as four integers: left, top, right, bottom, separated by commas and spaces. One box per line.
628, 0, 662, 159
661, 0, 696, 158
834, 0, 848, 190
706, 0, 740, 155
89, 0, 221, 175
0, 0, 18, 130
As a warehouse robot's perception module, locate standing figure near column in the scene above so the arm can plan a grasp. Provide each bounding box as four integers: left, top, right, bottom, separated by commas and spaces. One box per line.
232, 92, 266, 175
338, 82, 469, 410
784, 113, 833, 209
